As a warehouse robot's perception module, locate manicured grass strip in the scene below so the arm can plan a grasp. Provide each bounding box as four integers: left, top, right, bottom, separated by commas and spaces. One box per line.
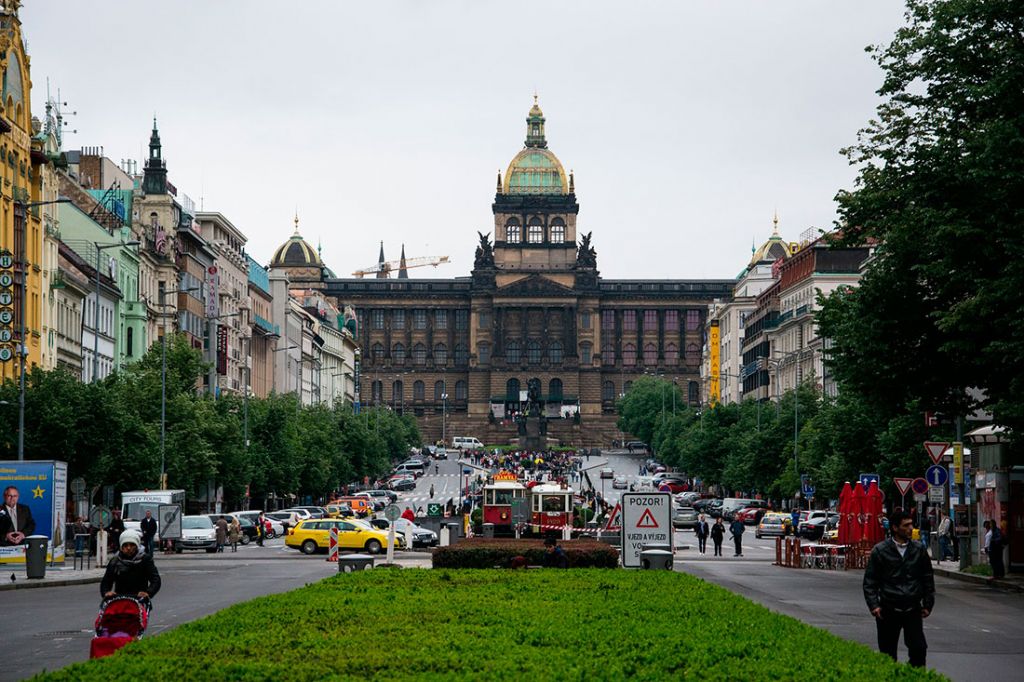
37, 570, 945, 681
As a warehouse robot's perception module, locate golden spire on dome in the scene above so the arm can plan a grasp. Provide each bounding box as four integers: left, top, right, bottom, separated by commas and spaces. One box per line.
772, 210, 779, 236
293, 210, 300, 235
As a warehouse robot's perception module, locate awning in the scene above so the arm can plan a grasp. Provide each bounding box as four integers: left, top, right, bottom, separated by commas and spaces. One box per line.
966, 424, 1008, 444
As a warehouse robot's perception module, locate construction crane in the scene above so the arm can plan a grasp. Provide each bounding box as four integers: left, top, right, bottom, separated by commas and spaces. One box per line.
352, 254, 451, 278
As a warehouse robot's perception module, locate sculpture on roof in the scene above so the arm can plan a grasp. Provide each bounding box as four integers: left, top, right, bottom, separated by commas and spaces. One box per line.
576, 232, 597, 269
474, 231, 495, 269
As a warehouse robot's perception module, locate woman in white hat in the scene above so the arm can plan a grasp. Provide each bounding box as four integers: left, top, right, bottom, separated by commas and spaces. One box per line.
100, 529, 161, 601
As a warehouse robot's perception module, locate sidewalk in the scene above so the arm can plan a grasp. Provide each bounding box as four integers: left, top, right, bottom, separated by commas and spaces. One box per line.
0, 563, 105, 591
932, 558, 1024, 592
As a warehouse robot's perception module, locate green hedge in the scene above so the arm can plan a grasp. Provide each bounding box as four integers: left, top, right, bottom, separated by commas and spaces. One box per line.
432, 538, 619, 568
37, 570, 943, 681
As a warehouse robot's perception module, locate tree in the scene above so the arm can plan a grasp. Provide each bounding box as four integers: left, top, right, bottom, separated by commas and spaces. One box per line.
827, 0, 1024, 438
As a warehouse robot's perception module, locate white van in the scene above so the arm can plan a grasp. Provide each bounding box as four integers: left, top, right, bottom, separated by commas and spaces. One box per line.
452, 436, 484, 450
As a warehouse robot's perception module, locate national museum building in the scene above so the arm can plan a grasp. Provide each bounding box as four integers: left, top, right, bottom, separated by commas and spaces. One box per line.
277, 100, 733, 446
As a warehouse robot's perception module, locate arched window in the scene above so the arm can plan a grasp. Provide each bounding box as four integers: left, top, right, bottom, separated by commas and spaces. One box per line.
506, 340, 521, 364
549, 378, 563, 401
549, 341, 563, 364
527, 217, 544, 243
433, 343, 447, 366
506, 219, 521, 244
602, 340, 615, 366
550, 218, 565, 244
392, 380, 403, 403
623, 343, 637, 367
477, 342, 490, 365
149, 212, 159, 228
455, 380, 468, 401
527, 339, 542, 364
580, 342, 592, 365
371, 342, 383, 364
454, 344, 468, 366
413, 380, 425, 401
643, 343, 657, 366
435, 381, 446, 401
602, 380, 615, 402
665, 343, 678, 365
685, 343, 700, 366
688, 380, 700, 405
413, 343, 426, 365
506, 378, 521, 401
392, 343, 406, 364
371, 380, 383, 403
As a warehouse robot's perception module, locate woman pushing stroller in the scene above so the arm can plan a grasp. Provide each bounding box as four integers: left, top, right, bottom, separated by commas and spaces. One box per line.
101, 529, 161, 602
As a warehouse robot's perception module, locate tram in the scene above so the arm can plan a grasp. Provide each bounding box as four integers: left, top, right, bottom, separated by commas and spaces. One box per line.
481, 471, 575, 536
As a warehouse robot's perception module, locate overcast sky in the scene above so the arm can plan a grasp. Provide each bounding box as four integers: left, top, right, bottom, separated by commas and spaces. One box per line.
23, 1, 906, 280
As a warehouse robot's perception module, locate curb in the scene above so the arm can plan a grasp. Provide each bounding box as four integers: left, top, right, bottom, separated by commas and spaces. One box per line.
0, 574, 104, 591
933, 566, 1024, 592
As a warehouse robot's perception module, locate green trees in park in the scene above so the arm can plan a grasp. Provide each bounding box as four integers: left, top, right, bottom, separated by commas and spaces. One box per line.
821, 0, 1024, 440
0, 335, 419, 508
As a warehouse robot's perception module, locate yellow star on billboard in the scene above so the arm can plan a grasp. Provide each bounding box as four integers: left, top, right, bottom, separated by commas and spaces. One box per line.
32, 485, 45, 499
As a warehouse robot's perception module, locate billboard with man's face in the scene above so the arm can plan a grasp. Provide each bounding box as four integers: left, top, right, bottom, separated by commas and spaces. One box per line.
0, 460, 67, 563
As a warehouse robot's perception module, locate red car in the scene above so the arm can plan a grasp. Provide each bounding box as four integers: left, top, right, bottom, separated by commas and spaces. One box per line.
656, 478, 689, 494
735, 507, 767, 525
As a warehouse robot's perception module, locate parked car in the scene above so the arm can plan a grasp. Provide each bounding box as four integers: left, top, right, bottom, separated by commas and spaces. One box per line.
393, 465, 422, 479
599, 467, 614, 479
704, 499, 725, 518
355, 490, 398, 507
208, 514, 259, 544
797, 510, 830, 536
799, 513, 839, 541
292, 506, 329, 519
389, 477, 416, 492
655, 477, 689, 494
755, 512, 791, 539
285, 518, 404, 555
612, 475, 628, 490
366, 518, 438, 548
235, 510, 279, 538
280, 508, 313, 521
626, 441, 649, 453
735, 507, 768, 525
175, 515, 218, 553
672, 506, 699, 529
399, 459, 428, 471
266, 511, 300, 534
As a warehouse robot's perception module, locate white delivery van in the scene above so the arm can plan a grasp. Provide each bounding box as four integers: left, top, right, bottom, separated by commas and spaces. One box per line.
452, 436, 484, 450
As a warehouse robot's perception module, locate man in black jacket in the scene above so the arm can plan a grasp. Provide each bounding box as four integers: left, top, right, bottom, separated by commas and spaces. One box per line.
101, 530, 161, 602
863, 510, 935, 667
139, 510, 158, 555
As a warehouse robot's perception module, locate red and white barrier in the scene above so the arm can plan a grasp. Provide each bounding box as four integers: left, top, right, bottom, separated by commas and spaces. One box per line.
327, 527, 339, 562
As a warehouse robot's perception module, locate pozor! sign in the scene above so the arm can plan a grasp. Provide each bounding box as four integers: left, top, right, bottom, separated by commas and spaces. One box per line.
620, 492, 672, 568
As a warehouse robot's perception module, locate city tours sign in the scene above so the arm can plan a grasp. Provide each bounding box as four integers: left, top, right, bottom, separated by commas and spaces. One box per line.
620, 492, 672, 568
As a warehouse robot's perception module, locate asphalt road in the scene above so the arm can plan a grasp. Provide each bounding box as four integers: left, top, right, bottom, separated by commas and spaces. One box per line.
1, 540, 338, 682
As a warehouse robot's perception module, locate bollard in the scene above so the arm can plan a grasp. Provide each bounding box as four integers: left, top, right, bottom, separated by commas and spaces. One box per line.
562, 524, 572, 542
439, 525, 450, 547
96, 529, 108, 567
404, 526, 413, 550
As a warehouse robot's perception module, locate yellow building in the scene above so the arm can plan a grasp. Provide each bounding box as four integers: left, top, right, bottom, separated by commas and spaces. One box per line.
0, 3, 45, 382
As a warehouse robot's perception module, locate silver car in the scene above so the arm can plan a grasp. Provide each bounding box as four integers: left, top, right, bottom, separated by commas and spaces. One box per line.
672, 506, 699, 529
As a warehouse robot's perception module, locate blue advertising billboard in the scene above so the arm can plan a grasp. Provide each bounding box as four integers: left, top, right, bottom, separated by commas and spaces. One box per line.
0, 460, 68, 563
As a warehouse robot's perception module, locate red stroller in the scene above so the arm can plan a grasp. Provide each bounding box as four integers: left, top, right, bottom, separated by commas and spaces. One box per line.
89, 595, 151, 659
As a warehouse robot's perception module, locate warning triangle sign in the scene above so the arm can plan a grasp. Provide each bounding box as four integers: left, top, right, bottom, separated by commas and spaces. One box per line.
604, 502, 622, 531
636, 508, 660, 529
923, 441, 950, 465
894, 477, 914, 496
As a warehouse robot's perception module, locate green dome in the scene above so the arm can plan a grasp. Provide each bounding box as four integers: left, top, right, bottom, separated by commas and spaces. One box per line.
504, 148, 568, 195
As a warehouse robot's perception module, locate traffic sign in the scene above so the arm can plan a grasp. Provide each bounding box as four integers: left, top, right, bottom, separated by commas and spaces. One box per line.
925, 464, 948, 488
620, 492, 672, 568
385, 504, 401, 522
894, 478, 914, 496
924, 441, 950, 465
801, 474, 815, 496
911, 478, 929, 495
159, 504, 182, 540
427, 503, 442, 518
859, 473, 880, 490
928, 486, 944, 503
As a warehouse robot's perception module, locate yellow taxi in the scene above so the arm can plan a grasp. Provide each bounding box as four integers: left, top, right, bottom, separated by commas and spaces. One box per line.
285, 518, 404, 555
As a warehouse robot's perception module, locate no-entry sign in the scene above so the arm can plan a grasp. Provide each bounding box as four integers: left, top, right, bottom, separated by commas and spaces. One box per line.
620, 492, 672, 568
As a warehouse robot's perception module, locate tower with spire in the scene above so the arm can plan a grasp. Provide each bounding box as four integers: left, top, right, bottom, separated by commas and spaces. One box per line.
398, 244, 409, 279
376, 241, 387, 279
142, 117, 167, 195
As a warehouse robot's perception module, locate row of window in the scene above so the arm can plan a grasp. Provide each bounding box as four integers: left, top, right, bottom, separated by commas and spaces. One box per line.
602, 309, 701, 332
371, 308, 469, 331
368, 340, 698, 367
363, 309, 705, 334
505, 218, 566, 244
370, 379, 468, 403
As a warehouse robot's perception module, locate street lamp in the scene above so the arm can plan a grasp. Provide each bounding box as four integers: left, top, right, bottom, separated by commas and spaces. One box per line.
155, 285, 199, 490
91, 240, 140, 383
10, 198, 71, 460
441, 386, 448, 450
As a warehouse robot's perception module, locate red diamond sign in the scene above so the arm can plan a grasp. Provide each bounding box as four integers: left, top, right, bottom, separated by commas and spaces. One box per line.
894, 477, 914, 496
924, 441, 950, 465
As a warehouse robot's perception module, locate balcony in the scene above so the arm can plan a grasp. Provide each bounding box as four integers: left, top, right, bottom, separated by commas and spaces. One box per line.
253, 313, 280, 337
49, 269, 66, 290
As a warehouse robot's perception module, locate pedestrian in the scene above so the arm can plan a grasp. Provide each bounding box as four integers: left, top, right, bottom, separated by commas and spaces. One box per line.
429, 484, 435, 499
863, 510, 934, 668
255, 511, 266, 547
228, 516, 241, 553
729, 517, 745, 557
984, 519, 1005, 579
215, 516, 228, 553
542, 537, 568, 568
139, 509, 158, 556
919, 512, 931, 553
101, 530, 161, 603
402, 506, 416, 522
105, 509, 126, 554
710, 518, 725, 557
694, 514, 709, 555
936, 512, 953, 562
790, 508, 801, 537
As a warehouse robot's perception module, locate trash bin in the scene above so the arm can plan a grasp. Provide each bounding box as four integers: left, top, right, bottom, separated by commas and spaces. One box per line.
482, 523, 494, 538
337, 553, 375, 573
642, 543, 673, 554
640, 549, 673, 570
25, 535, 49, 579
446, 523, 460, 545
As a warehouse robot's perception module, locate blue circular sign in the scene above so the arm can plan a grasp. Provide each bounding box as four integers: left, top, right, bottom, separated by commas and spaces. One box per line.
911, 477, 930, 495
925, 464, 948, 488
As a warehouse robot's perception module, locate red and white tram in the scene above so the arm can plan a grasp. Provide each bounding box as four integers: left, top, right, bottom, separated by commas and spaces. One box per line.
482, 472, 575, 536
481, 472, 526, 534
